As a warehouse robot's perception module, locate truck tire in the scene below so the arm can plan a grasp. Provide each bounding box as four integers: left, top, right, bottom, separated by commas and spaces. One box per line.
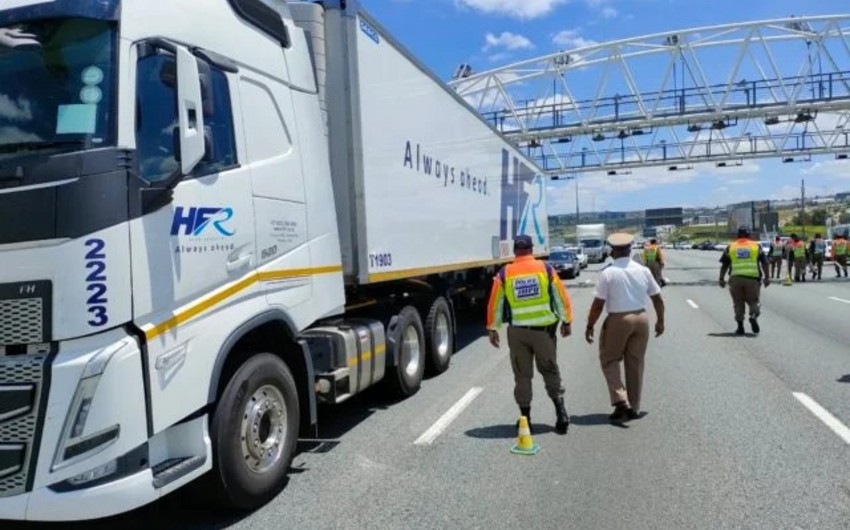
208, 353, 300, 510
424, 297, 454, 375
385, 306, 426, 397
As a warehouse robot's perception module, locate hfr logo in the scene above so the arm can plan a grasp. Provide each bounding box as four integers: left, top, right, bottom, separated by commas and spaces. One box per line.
170, 207, 235, 237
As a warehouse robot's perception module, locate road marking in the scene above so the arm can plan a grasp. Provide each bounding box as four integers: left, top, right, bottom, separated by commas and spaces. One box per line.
828, 296, 850, 304
792, 392, 850, 445
414, 387, 483, 445
686, 299, 699, 309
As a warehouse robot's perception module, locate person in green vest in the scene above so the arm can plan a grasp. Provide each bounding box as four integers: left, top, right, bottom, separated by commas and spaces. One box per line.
834, 231, 849, 278
768, 235, 785, 279
787, 233, 809, 282
718, 227, 770, 335
808, 233, 827, 280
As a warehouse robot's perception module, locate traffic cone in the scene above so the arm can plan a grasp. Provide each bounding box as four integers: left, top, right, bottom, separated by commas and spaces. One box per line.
783, 271, 792, 286
510, 416, 540, 455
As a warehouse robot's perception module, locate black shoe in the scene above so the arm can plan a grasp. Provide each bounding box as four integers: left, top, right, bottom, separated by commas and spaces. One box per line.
609, 402, 632, 423
553, 397, 569, 435
736, 322, 745, 335
749, 317, 760, 334
626, 408, 641, 420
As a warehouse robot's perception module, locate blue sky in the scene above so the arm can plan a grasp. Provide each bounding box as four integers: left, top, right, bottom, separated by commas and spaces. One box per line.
359, 0, 850, 214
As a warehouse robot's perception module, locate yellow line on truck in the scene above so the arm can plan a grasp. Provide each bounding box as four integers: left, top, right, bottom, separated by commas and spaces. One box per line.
144, 265, 343, 341
367, 258, 511, 283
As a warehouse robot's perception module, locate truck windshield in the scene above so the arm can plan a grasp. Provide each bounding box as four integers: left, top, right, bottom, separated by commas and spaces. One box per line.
0, 18, 116, 160
582, 239, 603, 248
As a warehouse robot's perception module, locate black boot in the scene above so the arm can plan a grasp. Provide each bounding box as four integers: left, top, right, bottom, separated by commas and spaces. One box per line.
749, 317, 760, 334
736, 321, 745, 335
518, 406, 532, 434
553, 397, 569, 435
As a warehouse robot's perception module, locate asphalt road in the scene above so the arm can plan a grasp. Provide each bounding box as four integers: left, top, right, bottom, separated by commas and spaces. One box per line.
8, 250, 850, 529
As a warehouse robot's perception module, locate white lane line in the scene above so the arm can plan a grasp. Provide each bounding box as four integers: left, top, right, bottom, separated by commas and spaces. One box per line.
686, 299, 699, 309
792, 392, 850, 445
828, 296, 850, 304
414, 387, 483, 445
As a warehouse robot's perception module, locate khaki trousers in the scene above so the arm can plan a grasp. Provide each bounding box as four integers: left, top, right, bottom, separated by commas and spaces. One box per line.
599, 311, 649, 411
507, 326, 564, 408
793, 258, 808, 281
729, 276, 760, 322
647, 261, 663, 285
811, 255, 824, 279
835, 255, 849, 277
769, 256, 783, 279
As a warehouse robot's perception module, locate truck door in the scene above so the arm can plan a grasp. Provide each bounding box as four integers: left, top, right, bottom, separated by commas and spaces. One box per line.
129, 42, 257, 432
237, 67, 311, 309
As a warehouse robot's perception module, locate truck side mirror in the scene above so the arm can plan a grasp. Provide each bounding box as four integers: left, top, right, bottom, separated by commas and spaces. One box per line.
176, 46, 205, 175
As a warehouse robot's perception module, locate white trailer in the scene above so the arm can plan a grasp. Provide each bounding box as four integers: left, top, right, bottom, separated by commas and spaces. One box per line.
0, 0, 548, 521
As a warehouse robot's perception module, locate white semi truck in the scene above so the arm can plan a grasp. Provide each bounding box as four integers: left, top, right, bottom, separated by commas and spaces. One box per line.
0, 0, 549, 521
576, 224, 607, 263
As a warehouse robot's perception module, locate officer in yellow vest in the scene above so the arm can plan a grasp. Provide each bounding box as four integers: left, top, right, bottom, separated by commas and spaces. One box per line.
834, 231, 849, 278
719, 227, 770, 335
486, 235, 573, 434
768, 235, 785, 279
642, 238, 665, 287
788, 233, 808, 282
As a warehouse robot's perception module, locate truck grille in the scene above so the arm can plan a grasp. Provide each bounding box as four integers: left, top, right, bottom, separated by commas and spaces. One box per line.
0, 298, 43, 345
0, 354, 48, 497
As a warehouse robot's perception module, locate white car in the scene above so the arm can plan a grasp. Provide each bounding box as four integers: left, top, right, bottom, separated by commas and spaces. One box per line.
713, 243, 728, 251
566, 246, 588, 269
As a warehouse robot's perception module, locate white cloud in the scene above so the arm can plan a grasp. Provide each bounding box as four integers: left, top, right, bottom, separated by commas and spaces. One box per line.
456, 0, 570, 20
483, 31, 534, 51
552, 29, 598, 50
0, 126, 41, 144
601, 6, 618, 18
0, 94, 32, 122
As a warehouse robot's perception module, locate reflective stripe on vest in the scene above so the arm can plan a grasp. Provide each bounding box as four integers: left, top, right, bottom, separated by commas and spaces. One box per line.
813, 239, 826, 255
792, 242, 806, 259
729, 242, 759, 278
643, 246, 658, 262
836, 240, 848, 256
503, 263, 558, 327
771, 244, 783, 257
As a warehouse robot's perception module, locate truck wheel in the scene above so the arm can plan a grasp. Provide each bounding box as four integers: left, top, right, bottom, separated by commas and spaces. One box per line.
385, 306, 426, 397
425, 297, 454, 375
208, 353, 299, 510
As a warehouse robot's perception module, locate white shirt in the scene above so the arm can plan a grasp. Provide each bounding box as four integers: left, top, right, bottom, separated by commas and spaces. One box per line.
594, 257, 662, 313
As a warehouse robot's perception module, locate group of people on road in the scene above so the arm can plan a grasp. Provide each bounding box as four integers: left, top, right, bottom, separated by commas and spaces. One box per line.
767, 231, 849, 282
486, 233, 665, 432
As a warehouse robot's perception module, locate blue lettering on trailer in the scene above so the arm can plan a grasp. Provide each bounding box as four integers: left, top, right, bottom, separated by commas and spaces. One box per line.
360, 18, 380, 44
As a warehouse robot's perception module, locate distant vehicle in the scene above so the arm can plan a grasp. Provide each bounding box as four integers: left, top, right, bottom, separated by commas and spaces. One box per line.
759, 241, 772, 254
576, 224, 608, 263
826, 239, 833, 261
674, 242, 693, 250
698, 241, 715, 250
566, 246, 588, 269
549, 250, 581, 279
713, 243, 728, 251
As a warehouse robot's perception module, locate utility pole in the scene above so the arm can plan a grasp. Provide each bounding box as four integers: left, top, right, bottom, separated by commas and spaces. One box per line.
574, 174, 580, 244
801, 178, 806, 240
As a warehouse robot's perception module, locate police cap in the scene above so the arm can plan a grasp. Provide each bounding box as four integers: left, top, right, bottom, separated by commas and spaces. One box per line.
607, 232, 634, 248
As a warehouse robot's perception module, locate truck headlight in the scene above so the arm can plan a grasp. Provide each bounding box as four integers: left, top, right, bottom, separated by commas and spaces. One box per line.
52, 343, 126, 471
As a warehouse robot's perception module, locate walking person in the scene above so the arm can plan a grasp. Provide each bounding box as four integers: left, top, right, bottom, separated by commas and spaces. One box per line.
642, 238, 666, 287
834, 231, 849, 278
718, 227, 770, 335
768, 235, 784, 280
788, 233, 808, 282
585, 233, 665, 423
486, 235, 573, 434
809, 233, 827, 281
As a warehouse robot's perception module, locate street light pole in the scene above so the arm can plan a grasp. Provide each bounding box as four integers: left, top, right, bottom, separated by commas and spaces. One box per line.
801, 178, 806, 240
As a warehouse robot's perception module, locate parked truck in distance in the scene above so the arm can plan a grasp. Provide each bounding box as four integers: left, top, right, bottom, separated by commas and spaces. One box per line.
0, 0, 549, 521
576, 224, 608, 263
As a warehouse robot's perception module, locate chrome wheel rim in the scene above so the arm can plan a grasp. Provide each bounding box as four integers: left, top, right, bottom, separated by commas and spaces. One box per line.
241, 384, 287, 474
435, 313, 451, 361
401, 325, 422, 378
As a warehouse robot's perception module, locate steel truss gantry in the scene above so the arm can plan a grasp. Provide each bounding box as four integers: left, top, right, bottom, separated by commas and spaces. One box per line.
449, 15, 850, 176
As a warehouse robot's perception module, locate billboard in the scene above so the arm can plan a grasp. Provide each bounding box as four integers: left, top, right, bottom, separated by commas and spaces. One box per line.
645, 207, 683, 227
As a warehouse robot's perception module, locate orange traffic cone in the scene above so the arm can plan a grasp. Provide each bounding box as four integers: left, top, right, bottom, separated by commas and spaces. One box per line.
510, 416, 540, 455
783, 270, 792, 286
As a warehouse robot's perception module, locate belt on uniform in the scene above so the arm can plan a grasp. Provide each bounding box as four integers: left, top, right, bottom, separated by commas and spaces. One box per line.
510, 324, 557, 332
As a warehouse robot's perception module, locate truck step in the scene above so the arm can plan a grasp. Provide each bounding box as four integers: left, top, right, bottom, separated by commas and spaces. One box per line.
316, 368, 352, 404
151, 455, 206, 489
